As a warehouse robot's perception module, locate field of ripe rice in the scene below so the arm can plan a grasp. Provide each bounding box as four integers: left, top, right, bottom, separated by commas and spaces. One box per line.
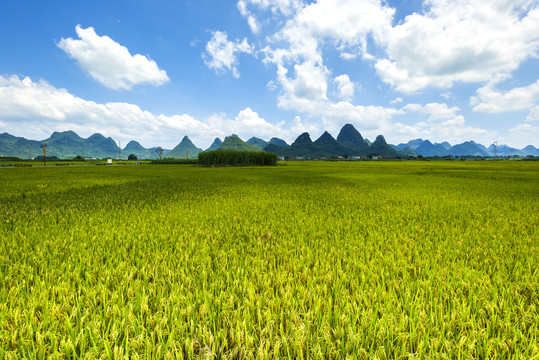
1, 160, 538, 359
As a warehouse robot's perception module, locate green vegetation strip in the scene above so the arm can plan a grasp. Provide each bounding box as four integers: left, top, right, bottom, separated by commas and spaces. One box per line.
0, 161, 537, 358
198, 150, 278, 166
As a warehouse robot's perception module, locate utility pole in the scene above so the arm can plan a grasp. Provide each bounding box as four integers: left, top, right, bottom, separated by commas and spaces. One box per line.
40, 143, 47, 166
118, 140, 121, 160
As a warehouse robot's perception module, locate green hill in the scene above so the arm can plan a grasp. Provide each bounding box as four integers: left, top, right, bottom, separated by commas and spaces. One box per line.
217, 135, 263, 152
44, 131, 87, 158
166, 136, 202, 158
416, 140, 448, 157
205, 138, 222, 151
0, 133, 42, 158
264, 131, 351, 158
269, 137, 289, 147
246, 137, 268, 148
367, 135, 405, 158
312, 131, 353, 157
123, 141, 160, 159
84, 133, 120, 158
2, 128, 533, 160
37, 131, 119, 159
336, 124, 369, 152
448, 141, 489, 157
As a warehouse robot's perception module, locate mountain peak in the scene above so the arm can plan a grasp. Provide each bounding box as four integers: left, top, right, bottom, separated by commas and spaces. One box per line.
88, 133, 106, 140
373, 135, 387, 145
293, 132, 313, 145
337, 123, 368, 150
269, 137, 289, 147
205, 137, 223, 151
178, 136, 196, 147
367, 135, 404, 158
167, 136, 202, 158
124, 140, 144, 151
49, 130, 81, 140
247, 137, 268, 148
317, 131, 335, 141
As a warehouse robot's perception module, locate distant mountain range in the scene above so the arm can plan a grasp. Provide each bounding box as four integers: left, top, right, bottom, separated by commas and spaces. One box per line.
394, 138, 539, 157
1, 125, 537, 159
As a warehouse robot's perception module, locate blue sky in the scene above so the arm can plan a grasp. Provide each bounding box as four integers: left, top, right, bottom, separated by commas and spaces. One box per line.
1, 0, 538, 149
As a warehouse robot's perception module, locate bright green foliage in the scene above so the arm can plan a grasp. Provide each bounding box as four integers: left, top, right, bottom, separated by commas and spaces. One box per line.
0, 161, 538, 359
198, 150, 278, 166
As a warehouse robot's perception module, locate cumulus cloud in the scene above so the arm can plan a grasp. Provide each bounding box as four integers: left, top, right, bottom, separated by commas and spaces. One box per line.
507, 122, 539, 147
237, 0, 303, 33
527, 106, 539, 122
57, 25, 169, 90
470, 78, 539, 113
0, 75, 203, 147
402, 103, 463, 123
0, 74, 303, 147
231, 0, 536, 146
204, 107, 289, 140
290, 115, 320, 135
203, 31, 254, 78
334, 74, 355, 102
259, 0, 394, 75
276, 61, 329, 112
376, 1, 539, 93
257, 0, 394, 114
252, 0, 539, 101
396, 102, 496, 145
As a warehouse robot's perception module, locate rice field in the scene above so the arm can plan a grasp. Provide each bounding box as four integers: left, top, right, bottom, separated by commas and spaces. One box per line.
0, 160, 538, 359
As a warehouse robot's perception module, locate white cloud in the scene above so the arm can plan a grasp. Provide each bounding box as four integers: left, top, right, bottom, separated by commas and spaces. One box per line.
395, 102, 496, 145
0, 74, 305, 148
0, 75, 204, 147
506, 122, 539, 147
259, 0, 395, 113
376, 1, 539, 93
255, 0, 539, 97
334, 74, 355, 102
470, 78, 539, 113
290, 115, 319, 135
321, 102, 401, 133
203, 31, 254, 78
403, 102, 463, 123
237, 0, 260, 34
237, 0, 303, 33
527, 106, 539, 122
58, 25, 169, 90
227, 0, 539, 147
276, 61, 329, 112
262, 0, 393, 66
226, 107, 288, 139
2, 74, 515, 148
441, 92, 454, 100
